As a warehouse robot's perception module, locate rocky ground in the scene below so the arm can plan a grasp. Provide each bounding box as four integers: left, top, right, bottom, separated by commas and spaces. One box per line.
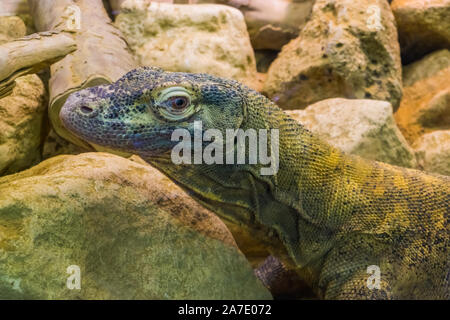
0, 0, 448, 299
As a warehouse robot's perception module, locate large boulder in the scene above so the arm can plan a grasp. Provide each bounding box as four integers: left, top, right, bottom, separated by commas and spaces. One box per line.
0, 152, 271, 299
413, 130, 450, 176
264, 0, 403, 111
115, 1, 259, 89
391, 0, 450, 63
0, 75, 47, 176
287, 98, 417, 168
394, 49, 450, 144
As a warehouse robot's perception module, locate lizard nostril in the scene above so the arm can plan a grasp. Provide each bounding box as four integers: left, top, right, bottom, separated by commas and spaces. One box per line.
79, 105, 94, 114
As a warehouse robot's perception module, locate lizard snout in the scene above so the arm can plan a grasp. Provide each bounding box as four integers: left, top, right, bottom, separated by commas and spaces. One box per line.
60, 92, 102, 137
60, 93, 100, 123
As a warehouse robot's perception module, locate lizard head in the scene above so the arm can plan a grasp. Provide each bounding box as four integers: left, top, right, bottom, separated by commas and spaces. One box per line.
60, 66, 249, 160
60, 67, 291, 261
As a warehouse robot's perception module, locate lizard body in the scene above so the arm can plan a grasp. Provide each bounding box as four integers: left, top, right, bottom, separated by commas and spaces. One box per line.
60, 67, 449, 299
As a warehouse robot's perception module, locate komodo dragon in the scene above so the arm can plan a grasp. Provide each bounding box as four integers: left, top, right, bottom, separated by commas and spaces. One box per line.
59, 66, 449, 299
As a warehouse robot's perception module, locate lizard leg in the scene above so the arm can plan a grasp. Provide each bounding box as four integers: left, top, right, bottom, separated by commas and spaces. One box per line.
318, 234, 395, 300
322, 266, 393, 300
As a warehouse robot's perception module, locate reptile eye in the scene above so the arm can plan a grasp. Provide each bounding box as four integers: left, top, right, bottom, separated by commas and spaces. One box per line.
169, 96, 189, 111
157, 86, 196, 121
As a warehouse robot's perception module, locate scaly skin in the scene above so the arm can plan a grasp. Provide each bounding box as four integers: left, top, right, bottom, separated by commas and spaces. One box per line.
60, 67, 449, 299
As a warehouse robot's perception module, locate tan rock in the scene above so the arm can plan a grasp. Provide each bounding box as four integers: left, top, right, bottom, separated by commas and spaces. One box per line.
0, 2, 33, 34
263, 0, 403, 111
109, 0, 129, 15
0, 16, 26, 44
391, 0, 450, 63
115, 1, 258, 89
192, 0, 314, 50
394, 49, 450, 144
243, 0, 314, 50
287, 98, 417, 168
111, 0, 313, 50
0, 0, 29, 16
0, 152, 271, 299
413, 130, 450, 176
0, 75, 47, 176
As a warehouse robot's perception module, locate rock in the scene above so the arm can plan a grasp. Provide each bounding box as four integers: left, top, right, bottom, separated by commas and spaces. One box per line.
416, 89, 450, 128
287, 98, 418, 168
0, 152, 271, 299
0, 0, 29, 16
18, 14, 37, 35
263, 0, 403, 111
413, 130, 450, 176
115, 1, 258, 89
0, 75, 47, 176
0, 6, 36, 36
0, 16, 26, 44
401, 50, 450, 87
192, 0, 314, 50
242, 0, 314, 50
111, 0, 314, 50
394, 49, 450, 144
391, 0, 450, 64
109, 0, 131, 16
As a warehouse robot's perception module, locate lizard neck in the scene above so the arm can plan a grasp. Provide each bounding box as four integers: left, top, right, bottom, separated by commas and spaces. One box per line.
241, 96, 359, 269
